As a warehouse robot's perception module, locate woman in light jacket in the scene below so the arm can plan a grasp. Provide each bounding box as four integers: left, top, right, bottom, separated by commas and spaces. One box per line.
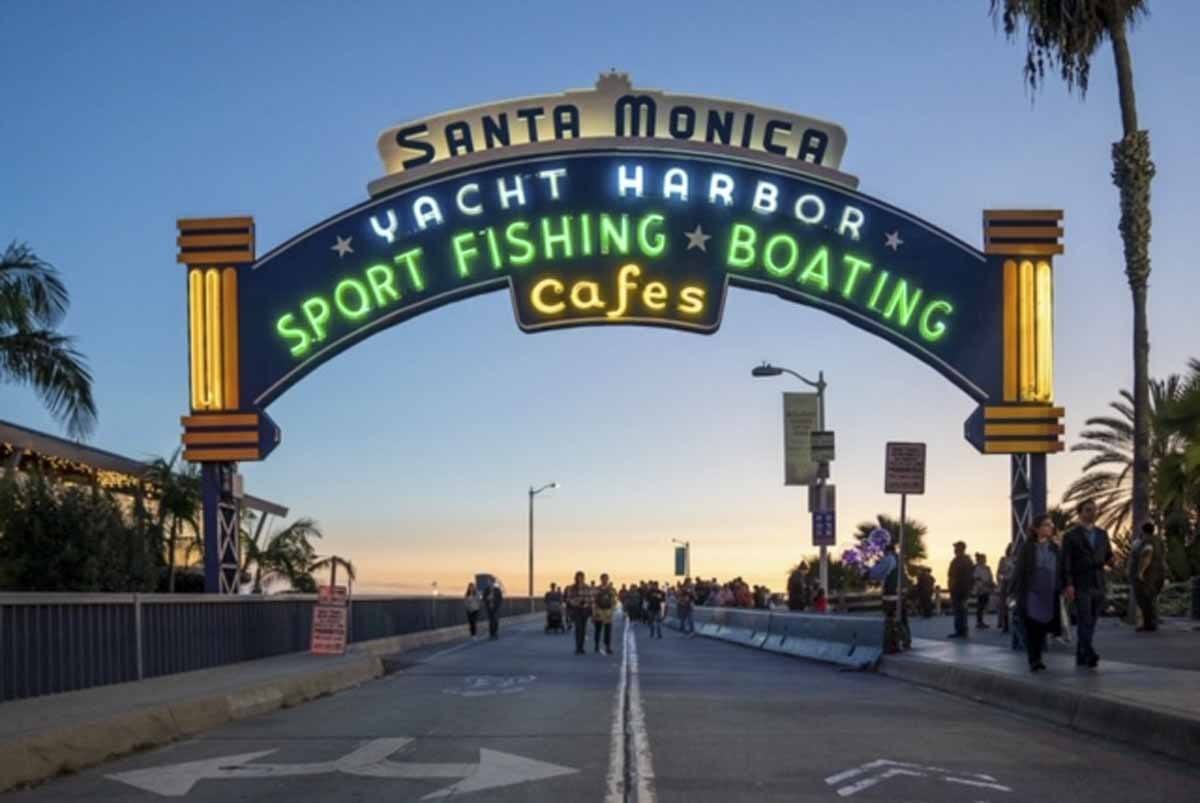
464, 582, 481, 637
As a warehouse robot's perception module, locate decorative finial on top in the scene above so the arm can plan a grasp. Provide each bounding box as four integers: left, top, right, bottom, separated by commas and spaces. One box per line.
595, 70, 632, 94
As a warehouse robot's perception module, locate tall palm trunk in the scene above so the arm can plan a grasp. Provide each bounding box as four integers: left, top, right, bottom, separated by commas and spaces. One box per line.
1107, 14, 1154, 537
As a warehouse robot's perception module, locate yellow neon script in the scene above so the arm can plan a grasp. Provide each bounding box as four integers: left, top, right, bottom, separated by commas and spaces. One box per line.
530, 263, 706, 321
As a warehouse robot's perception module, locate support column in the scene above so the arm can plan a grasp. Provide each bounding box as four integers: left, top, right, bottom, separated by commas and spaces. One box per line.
1010, 453, 1032, 544
201, 462, 240, 594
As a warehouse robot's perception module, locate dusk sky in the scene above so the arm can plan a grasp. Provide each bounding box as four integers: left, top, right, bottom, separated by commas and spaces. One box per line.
3, 1, 1197, 594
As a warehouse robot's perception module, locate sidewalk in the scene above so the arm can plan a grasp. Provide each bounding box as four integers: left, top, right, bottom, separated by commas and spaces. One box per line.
0, 614, 539, 793
880, 620, 1200, 766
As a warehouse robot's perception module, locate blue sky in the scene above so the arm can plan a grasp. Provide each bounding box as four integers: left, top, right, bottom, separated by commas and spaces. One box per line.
3, 1, 1197, 593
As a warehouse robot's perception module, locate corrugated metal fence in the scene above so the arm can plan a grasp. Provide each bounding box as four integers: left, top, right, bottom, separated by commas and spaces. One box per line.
0, 593, 540, 703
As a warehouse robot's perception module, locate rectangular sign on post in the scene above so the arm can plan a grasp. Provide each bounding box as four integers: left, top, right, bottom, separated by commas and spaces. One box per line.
885, 442, 927, 495
318, 585, 348, 604
783, 392, 821, 486
811, 431, 836, 463
808, 483, 836, 513
674, 546, 687, 577
812, 510, 837, 546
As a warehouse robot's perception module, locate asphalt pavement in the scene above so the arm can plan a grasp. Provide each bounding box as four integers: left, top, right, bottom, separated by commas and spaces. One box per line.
8, 615, 1199, 802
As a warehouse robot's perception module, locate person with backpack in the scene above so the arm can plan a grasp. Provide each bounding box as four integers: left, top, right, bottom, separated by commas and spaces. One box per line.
592, 573, 616, 654
1130, 521, 1166, 632
565, 571, 593, 655
483, 582, 504, 640
644, 580, 666, 638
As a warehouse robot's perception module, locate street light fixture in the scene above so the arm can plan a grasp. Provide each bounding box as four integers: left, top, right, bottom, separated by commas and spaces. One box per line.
752, 361, 831, 593
528, 481, 558, 612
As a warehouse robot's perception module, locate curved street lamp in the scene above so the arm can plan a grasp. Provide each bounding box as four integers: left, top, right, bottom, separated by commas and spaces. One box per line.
529, 482, 558, 612
752, 361, 830, 592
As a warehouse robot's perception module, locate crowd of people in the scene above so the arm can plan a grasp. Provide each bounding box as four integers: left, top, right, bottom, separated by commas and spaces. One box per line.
462, 497, 1158, 675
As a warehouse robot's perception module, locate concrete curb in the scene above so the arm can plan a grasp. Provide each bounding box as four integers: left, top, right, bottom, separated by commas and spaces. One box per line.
0, 612, 542, 793
878, 653, 1200, 767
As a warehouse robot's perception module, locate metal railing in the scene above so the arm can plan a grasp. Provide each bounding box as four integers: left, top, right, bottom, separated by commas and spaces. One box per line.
0, 593, 541, 703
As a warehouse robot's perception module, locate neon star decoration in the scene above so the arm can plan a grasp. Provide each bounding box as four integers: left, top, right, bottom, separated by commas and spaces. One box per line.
884, 231, 903, 251
331, 236, 354, 258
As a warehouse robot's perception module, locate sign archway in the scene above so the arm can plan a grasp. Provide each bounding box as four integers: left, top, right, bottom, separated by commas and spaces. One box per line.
176, 73, 1064, 593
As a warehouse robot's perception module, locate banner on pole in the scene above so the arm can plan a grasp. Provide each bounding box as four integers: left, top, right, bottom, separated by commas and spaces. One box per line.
783, 393, 821, 486
674, 546, 687, 577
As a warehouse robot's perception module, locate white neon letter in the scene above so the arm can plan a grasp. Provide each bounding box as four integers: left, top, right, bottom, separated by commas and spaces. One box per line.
663, 167, 689, 202
708, 172, 734, 206
537, 168, 567, 200
617, 164, 644, 198
370, 209, 398, 243
412, 196, 443, 230
794, 194, 826, 225
456, 182, 482, 216
837, 205, 865, 240
752, 180, 778, 215
497, 174, 526, 209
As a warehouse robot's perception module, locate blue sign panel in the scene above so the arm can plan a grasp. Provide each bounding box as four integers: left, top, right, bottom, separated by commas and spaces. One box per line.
812, 510, 837, 547
237, 148, 1002, 409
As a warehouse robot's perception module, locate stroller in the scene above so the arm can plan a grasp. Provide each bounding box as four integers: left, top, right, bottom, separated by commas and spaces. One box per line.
545, 593, 565, 633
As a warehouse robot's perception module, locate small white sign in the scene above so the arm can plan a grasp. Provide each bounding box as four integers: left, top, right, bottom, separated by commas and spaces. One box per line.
885, 442, 927, 495
811, 430, 836, 463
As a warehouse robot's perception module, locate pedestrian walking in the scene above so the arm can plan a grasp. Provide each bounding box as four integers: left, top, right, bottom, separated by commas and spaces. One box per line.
1010, 514, 1063, 672
1129, 521, 1166, 632
973, 553, 995, 629
593, 573, 616, 654
812, 587, 828, 613
464, 582, 481, 637
1061, 499, 1113, 667
544, 582, 565, 633
677, 580, 696, 634
483, 582, 503, 640
644, 580, 665, 638
996, 544, 1015, 633
916, 568, 935, 618
565, 571, 593, 655
947, 541, 974, 638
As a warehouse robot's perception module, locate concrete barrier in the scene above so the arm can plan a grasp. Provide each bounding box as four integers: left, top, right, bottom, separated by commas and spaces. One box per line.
0, 612, 542, 793
666, 605, 884, 670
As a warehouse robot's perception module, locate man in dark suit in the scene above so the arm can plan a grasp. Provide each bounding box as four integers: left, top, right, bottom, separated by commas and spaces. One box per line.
1061, 499, 1114, 667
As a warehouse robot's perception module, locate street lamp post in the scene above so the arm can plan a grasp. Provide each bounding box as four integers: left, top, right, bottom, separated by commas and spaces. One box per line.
752, 362, 830, 593
528, 481, 558, 612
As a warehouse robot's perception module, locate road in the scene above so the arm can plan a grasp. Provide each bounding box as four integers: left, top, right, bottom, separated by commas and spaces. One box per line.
10, 615, 1198, 802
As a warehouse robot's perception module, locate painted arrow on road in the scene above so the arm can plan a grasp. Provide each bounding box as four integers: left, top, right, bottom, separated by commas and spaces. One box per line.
106, 737, 577, 798
825, 758, 1012, 797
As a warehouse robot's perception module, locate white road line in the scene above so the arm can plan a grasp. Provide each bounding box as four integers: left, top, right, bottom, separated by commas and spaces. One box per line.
605, 622, 630, 803
626, 623, 657, 803
836, 768, 925, 797
945, 777, 1013, 791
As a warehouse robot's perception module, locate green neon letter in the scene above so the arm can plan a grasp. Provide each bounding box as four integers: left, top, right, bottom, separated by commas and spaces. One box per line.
919, 299, 954, 342
505, 221, 535, 265
599, 214, 630, 255
579, 213, 593, 256
452, 232, 480, 277
541, 215, 574, 260
727, 223, 756, 269
866, 270, 891, 312
483, 227, 503, 269
637, 213, 666, 257
302, 297, 331, 342
883, 278, 924, 326
276, 313, 311, 358
763, 233, 798, 278
394, 247, 426, 291
798, 245, 830, 290
334, 278, 371, 320
364, 264, 400, 307
841, 255, 872, 300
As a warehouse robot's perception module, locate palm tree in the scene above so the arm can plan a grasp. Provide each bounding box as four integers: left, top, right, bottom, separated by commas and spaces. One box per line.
143, 451, 200, 592
309, 554, 356, 591
0, 241, 96, 439
1062, 378, 1184, 538
990, 0, 1155, 542
855, 514, 929, 580
240, 517, 323, 592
